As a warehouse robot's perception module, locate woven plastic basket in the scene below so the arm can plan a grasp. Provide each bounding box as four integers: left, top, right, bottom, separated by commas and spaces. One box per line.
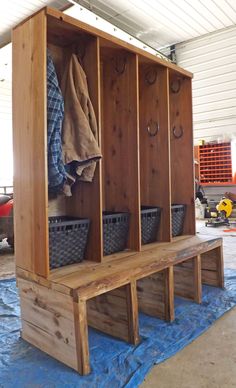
103, 211, 130, 256
171, 204, 186, 237
49, 216, 90, 269
141, 206, 162, 244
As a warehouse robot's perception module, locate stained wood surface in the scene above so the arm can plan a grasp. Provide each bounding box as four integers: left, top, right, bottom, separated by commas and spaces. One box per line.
169, 73, 195, 236
87, 283, 139, 344
137, 268, 174, 321
139, 64, 171, 242
45, 235, 222, 299
174, 255, 202, 303
201, 245, 224, 288
17, 235, 222, 299
102, 51, 141, 251
12, 10, 49, 277
18, 278, 78, 370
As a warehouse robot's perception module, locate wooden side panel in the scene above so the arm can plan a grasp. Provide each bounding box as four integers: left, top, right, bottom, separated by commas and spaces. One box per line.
201, 246, 224, 288
169, 72, 195, 236
174, 255, 202, 303
137, 268, 174, 321
18, 278, 78, 371
66, 37, 103, 262
12, 11, 49, 277
87, 284, 139, 343
139, 65, 171, 242
101, 50, 141, 252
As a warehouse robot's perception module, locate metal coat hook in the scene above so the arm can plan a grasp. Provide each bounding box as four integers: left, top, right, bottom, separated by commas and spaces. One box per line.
74, 42, 86, 62
145, 68, 157, 85
147, 120, 159, 137
170, 78, 181, 93
173, 125, 183, 139
114, 56, 127, 74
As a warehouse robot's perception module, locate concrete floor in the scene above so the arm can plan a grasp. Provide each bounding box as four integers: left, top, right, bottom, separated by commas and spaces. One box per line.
0, 222, 236, 387
142, 221, 236, 388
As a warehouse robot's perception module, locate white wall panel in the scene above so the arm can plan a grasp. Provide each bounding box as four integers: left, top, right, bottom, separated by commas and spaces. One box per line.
0, 79, 13, 185
176, 25, 236, 143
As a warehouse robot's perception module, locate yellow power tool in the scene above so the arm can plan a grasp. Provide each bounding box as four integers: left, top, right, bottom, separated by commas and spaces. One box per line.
216, 198, 233, 218
205, 198, 233, 227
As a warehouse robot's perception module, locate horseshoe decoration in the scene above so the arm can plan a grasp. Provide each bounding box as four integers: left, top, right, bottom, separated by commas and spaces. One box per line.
173, 125, 183, 139
147, 120, 159, 137
114, 56, 127, 74
170, 78, 181, 93
145, 68, 157, 85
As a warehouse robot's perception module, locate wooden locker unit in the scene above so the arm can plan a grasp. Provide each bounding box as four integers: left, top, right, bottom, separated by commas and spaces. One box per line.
12, 7, 224, 375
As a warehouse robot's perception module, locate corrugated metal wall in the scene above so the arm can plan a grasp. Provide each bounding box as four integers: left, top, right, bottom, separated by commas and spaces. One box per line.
176, 25, 236, 144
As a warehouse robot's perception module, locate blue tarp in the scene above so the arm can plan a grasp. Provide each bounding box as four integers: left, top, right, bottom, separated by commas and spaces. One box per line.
0, 269, 236, 388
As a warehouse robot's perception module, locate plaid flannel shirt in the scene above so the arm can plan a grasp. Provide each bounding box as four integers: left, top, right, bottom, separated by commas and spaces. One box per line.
47, 51, 66, 192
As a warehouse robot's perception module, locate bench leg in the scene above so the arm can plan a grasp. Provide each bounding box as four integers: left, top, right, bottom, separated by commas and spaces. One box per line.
73, 299, 90, 375
201, 245, 224, 288
137, 267, 175, 322
86, 281, 140, 345
127, 280, 140, 344
174, 255, 202, 303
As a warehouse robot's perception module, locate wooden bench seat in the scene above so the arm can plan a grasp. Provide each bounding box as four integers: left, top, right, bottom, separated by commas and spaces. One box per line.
17, 235, 224, 375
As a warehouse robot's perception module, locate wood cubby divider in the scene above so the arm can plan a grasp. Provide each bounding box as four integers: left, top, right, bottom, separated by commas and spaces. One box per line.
139, 63, 171, 243
100, 48, 141, 252
169, 72, 195, 236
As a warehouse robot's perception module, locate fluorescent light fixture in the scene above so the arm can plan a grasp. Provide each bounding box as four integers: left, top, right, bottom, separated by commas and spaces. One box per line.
65, 2, 168, 61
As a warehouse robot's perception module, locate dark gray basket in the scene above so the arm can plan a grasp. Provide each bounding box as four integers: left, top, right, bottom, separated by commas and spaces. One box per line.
171, 204, 186, 237
141, 206, 162, 244
103, 211, 130, 256
49, 216, 90, 269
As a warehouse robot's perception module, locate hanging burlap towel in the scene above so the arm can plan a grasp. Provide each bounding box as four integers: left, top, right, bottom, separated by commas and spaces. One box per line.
61, 53, 101, 182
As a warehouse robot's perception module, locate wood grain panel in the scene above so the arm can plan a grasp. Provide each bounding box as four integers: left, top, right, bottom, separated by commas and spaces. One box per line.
22, 320, 78, 370
174, 255, 202, 303
137, 268, 174, 321
12, 10, 49, 277
169, 72, 195, 236
18, 278, 78, 371
201, 245, 224, 288
139, 64, 171, 242
87, 284, 136, 343
101, 50, 141, 252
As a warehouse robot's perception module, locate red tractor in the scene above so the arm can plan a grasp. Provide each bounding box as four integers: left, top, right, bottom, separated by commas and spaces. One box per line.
0, 194, 14, 247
